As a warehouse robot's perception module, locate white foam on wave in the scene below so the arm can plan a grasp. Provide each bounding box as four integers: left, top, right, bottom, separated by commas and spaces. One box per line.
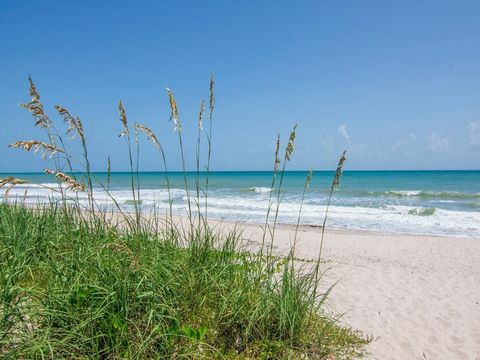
179, 196, 480, 237
209, 202, 478, 237
5, 186, 185, 205
13, 183, 61, 189
3, 185, 480, 238
387, 190, 422, 196
248, 187, 273, 193
386, 190, 480, 199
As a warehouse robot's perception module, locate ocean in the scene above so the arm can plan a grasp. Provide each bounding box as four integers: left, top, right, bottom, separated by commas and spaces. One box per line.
2, 170, 480, 238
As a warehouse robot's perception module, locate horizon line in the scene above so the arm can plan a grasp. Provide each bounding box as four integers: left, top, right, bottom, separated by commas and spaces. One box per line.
2, 169, 480, 174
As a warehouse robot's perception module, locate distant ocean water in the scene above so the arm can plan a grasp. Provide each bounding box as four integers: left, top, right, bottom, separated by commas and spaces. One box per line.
2, 171, 480, 238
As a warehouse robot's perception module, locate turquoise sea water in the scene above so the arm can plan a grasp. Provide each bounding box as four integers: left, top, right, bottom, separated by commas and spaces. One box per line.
2, 171, 480, 237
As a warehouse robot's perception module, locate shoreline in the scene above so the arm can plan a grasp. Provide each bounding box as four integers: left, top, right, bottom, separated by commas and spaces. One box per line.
239, 218, 477, 240
132, 209, 480, 240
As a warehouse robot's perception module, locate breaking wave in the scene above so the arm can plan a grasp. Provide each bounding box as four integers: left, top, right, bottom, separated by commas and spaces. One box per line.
2, 183, 480, 238
248, 187, 273, 193
385, 190, 480, 199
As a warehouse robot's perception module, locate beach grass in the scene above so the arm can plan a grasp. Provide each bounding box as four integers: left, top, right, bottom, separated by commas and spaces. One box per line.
0, 76, 370, 358
0, 203, 368, 358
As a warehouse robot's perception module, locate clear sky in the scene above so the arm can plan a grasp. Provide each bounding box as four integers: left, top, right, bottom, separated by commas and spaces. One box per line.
1, 0, 479, 171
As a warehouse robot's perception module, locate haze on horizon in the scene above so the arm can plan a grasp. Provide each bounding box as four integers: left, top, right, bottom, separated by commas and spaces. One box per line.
1, 0, 479, 172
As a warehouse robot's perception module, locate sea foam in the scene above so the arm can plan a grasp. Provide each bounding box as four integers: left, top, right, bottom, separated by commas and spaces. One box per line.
3, 180, 480, 238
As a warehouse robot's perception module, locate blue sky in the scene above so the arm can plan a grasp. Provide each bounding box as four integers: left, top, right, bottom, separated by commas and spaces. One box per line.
1, 0, 479, 171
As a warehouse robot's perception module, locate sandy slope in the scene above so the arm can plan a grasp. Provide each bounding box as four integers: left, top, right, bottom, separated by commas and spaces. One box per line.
233, 222, 480, 360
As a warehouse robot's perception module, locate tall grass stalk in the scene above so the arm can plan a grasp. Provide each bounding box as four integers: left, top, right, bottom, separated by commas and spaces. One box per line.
204, 74, 214, 219
134, 123, 174, 226
118, 100, 140, 228
291, 169, 313, 255
134, 125, 141, 216
55, 106, 94, 211
195, 100, 205, 231
259, 134, 281, 258
267, 124, 297, 261
20, 76, 66, 200
166, 88, 193, 234
158, 146, 173, 227
313, 150, 347, 296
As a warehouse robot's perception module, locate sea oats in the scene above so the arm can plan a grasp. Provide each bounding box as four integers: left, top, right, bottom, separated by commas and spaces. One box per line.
9, 140, 64, 159
55, 105, 85, 141
284, 124, 297, 161
274, 134, 281, 175
166, 88, 181, 132
27, 75, 40, 100
134, 123, 139, 144
209, 73, 215, 120
44, 169, 85, 192
333, 150, 347, 188
134, 123, 161, 148
0, 177, 28, 198
204, 74, 215, 218
118, 100, 129, 137
55, 105, 76, 137
315, 149, 348, 284
198, 100, 205, 131
20, 76, 53, 129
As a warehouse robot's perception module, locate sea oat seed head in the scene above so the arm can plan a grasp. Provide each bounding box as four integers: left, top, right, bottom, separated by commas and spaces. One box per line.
27, 75, 40, 100
273, 134, 281, 175
198, 100, 205, 131
118, 100, 129, 137
134, 123, 161, 148
55, 105, 75, 137
55, 105, 85, 141
166, 88, 181, 132
209, 74, 215, 120
9, 140, 64, 159
0, 177, 28, 198
20, 76, 53, 129
284, 124, 297, 161
333, 150, 347, 188
134, 123, 139, 144
75, 116, 85, 141
44, 169, 85, 192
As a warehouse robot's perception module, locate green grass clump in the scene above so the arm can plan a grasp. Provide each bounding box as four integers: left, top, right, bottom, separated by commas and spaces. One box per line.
0, 75, 370, 358
0, 203, 368, 358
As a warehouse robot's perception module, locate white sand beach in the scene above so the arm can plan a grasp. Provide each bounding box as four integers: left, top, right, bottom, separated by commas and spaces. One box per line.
217, 220, 480, 359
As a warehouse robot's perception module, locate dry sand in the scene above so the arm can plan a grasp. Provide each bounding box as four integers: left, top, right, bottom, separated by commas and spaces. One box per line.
112, 211, 479, 359
226, 221, 480, 360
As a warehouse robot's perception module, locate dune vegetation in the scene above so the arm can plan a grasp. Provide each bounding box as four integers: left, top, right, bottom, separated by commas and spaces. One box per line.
0, 77, 369, 358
